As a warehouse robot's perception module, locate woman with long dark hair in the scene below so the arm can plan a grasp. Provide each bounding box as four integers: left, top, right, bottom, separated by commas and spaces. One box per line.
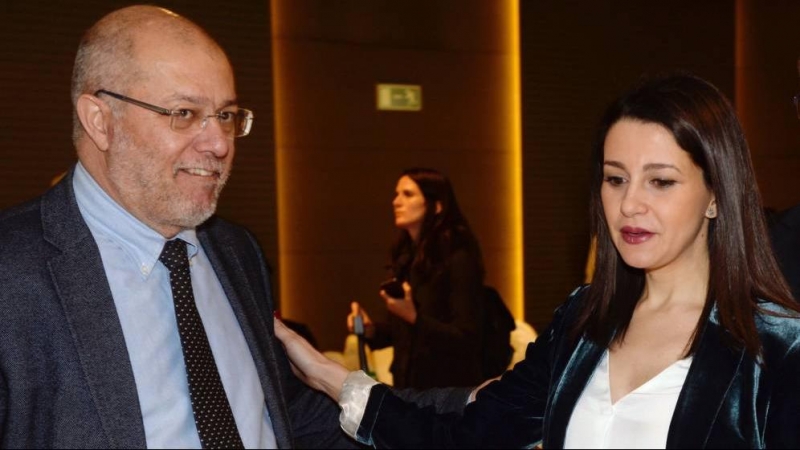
276, 74, 800, 448
346, 167, 487, 389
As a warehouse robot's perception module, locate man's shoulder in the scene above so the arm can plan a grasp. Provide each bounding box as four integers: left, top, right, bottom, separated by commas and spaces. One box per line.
0, 196, 46, 251
0, 195, 43, 225
769, 204, 800, 298
198, 215, 255, 243
0, 194, 62, 287
771, 204, 800, 241
197, 216, 267, 265
779, 203, 800, 223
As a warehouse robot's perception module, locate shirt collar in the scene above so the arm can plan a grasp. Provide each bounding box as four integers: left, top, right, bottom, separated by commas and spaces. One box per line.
72, 162, 200, 278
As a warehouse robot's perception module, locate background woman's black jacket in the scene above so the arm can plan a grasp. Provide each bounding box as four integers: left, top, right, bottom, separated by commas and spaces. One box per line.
366, 248, 485, 389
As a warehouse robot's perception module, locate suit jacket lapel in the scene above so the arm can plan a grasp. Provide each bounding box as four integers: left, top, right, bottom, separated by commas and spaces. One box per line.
667, 309, 744, 448
545, 335, 605, 448
198, 228, 293, 448
43, 176, 146, 449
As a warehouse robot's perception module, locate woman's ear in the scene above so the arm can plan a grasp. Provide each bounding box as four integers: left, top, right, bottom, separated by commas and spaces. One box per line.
76, 93, 113, 151
435, 201, 443, 214
705, 198, 717, 219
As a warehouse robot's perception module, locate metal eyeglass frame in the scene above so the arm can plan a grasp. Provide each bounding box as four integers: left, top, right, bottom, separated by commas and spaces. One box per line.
94, 89, 253, 137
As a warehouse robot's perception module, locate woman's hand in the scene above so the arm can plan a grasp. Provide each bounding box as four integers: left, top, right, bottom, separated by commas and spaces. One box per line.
274, 317, 350, 401
346, 302, 375, 338
382, 281, 417, 324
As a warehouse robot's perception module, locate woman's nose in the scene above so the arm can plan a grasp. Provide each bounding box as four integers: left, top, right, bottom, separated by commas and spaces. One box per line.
620, 186, 647, 217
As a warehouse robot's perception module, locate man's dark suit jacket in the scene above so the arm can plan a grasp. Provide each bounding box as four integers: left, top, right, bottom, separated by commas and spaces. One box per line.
770, 204, 800, 300
357, 287, 800, 448
0, 171, 355, 448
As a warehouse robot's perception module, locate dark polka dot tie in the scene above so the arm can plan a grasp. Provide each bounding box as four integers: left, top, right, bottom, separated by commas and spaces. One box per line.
159, 239, 244, 449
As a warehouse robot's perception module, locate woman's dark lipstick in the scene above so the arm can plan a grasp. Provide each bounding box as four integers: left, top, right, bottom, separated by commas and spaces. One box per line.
621, 226, 654, 244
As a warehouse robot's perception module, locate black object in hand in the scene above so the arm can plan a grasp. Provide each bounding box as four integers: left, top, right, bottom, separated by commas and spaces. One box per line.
379, 279, 405, 299
354, 315, 370, 373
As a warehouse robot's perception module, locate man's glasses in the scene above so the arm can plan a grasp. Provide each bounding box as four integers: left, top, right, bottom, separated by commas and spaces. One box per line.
95, 89, 254, 138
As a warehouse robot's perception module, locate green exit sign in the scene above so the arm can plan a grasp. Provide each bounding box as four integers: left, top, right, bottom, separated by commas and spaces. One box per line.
376, 84, 422, 111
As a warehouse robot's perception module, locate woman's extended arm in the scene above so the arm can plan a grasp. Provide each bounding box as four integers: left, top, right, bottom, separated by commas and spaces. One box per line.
274, 286, 584, 448
274, 318, 351, 400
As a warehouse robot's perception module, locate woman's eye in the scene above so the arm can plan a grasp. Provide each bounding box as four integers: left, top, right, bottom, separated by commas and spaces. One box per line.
651, 178, 676, 188
604, 176, 625, 186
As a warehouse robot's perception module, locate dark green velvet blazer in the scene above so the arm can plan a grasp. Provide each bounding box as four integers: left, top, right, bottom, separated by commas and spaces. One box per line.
357, 286, 800, 448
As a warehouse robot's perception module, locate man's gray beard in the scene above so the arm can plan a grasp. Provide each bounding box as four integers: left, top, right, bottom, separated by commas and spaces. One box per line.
107, 125, 230, 231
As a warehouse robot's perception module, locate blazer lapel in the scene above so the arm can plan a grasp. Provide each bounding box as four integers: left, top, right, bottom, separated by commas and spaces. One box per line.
545, 335, 605, 448
541, 299, 744, 449
199, 228, 293, 448
666, 309, 744, 448
43, 177, 146, 449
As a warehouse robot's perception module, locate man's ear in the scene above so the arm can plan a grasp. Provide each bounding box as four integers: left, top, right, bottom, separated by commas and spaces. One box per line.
76, 93, 113, 151
435, 201, 442, 214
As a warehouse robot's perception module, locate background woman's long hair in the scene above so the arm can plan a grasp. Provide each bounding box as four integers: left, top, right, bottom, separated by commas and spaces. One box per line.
573, 74, 797, 358
390, 167, 485, 283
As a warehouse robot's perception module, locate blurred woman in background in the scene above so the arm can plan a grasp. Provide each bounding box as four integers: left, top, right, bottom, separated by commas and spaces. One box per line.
347, 167, 487, 389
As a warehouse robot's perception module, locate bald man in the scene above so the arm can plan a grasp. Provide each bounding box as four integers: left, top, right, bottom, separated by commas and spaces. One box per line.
0, 6, 356, 448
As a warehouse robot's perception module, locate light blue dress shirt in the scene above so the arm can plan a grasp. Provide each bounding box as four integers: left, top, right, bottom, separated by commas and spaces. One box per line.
72, 163, 276, 449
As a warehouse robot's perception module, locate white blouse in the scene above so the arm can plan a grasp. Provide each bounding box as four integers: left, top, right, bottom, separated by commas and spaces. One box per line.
564, 351, 692, 449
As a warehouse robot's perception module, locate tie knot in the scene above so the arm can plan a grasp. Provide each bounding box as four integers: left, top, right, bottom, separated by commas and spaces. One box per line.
159, 239, 189, 272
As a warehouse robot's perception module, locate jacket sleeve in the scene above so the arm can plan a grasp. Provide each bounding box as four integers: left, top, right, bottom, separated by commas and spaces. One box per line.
355, 289, 583, 448
392, 386, 473, 415
413, 250, 483, 352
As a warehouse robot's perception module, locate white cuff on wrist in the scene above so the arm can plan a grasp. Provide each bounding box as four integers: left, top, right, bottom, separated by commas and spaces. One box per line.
338, 370, 379, 438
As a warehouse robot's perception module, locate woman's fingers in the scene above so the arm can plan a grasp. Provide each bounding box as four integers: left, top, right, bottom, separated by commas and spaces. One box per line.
402, 281, 412, 301
346, 302, 359, 332
274, 318, 318, 367
385, 295, 418, 324
274, 316, 296, 342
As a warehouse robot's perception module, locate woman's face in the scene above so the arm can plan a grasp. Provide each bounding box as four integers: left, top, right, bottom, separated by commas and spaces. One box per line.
601, 119, 715, 274
393, 175, 428, 236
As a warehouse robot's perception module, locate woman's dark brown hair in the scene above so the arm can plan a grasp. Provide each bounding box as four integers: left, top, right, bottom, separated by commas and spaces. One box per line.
574, 73, 797, 358
390, 167, 484, 283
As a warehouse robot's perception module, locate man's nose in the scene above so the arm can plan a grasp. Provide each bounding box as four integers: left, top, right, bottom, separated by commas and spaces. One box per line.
196, 116, 231, 157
